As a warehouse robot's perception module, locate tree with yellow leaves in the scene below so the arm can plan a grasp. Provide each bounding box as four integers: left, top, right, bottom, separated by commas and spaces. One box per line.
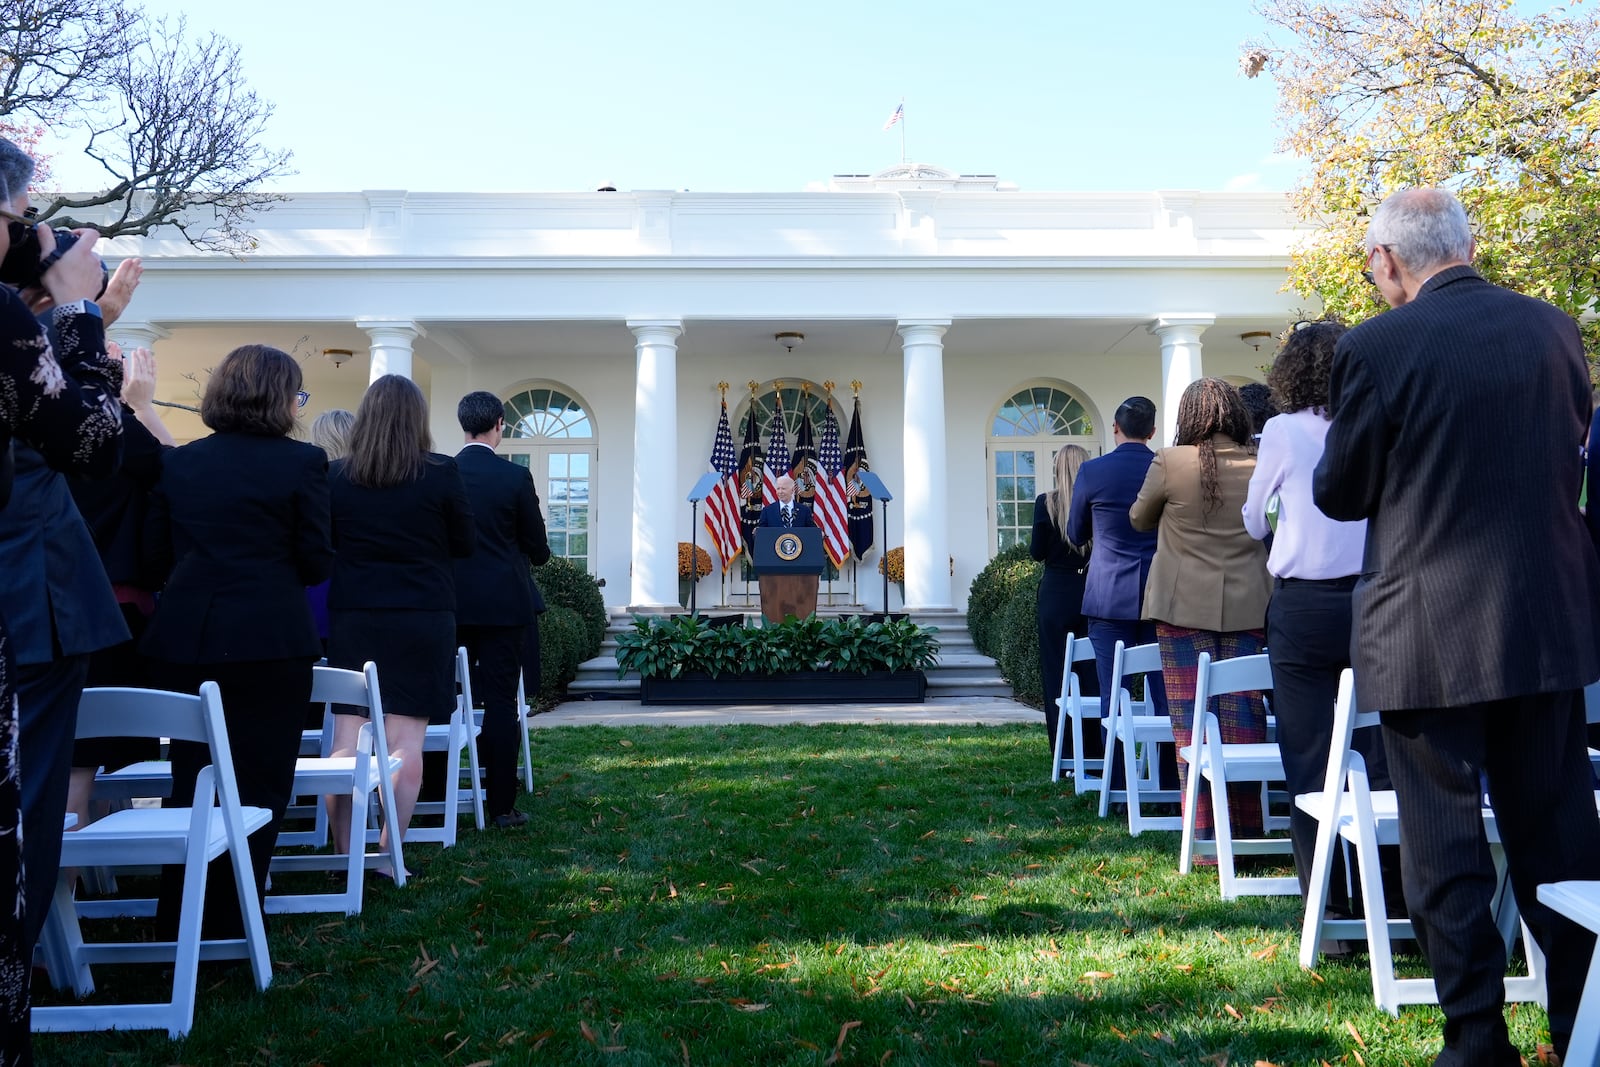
1243, 0, 1600, 358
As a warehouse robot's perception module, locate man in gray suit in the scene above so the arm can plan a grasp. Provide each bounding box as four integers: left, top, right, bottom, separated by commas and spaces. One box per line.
1314, 188, 1600, 1066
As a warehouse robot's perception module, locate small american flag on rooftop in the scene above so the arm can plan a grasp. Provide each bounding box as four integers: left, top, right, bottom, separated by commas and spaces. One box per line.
882, 102, 904, 130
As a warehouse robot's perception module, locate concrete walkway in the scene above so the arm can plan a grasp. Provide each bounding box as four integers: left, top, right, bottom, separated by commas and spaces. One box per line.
533, 696, 1042, 728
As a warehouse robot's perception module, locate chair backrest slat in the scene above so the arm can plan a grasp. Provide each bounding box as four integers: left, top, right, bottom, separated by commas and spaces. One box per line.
78, 686, 208, 744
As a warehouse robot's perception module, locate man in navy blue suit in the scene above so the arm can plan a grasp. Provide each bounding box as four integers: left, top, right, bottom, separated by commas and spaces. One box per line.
1067, 397, 1170, 740
759, 474, 812, 528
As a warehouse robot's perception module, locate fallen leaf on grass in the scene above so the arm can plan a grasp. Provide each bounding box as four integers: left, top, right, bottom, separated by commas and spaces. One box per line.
730, 1000, 769, 1012
1345, 1020, 1367, 1049
580, 1021, 598, 1044
824, 1020, 862, 1065
1251, 944, 1277, 961
1081, 971, 1114, 981
1223, 1003, 1243, 1020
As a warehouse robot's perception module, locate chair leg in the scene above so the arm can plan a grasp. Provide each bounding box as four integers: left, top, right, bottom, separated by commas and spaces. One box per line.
1211, 747, 1238, 900
1565, 937, 1600, 1067
1125, 720, 1145, 836
1298, 794, 1344, 969
345, 769, 368, 915
1178, 739, 1203, 875
170, 822, 212, 1038
465, 721, 485, 830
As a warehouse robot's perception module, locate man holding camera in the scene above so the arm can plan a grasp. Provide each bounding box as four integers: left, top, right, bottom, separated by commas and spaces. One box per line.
0, 135, 147, 1023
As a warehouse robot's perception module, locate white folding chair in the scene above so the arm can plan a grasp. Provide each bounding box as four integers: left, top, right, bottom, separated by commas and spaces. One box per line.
1097, 641, 1181, 834
1297, 669, 1546, 1014
33, 683, 273, 1038
409, 647, 485, 846
1177, 652, 1297, 898
1051, 633, 1104, 790
516, 669, 535, 793
267, 663, 407, 914
1535, 880, 1600, 1067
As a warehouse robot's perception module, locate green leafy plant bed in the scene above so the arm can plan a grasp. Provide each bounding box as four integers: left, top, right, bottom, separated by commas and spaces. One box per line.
617, 612, 939, 705
641, 667, 926, 705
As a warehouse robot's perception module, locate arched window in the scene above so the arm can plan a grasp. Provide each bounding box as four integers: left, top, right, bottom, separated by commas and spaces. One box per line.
987, 382, 1100, 554
500, 384, 597, 572
737, 381, 840, 443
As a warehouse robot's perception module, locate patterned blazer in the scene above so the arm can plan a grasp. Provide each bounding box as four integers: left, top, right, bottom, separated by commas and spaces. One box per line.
1314, 265, 1600, 711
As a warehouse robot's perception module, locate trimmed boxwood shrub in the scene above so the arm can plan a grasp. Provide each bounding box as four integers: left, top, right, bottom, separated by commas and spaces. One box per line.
537, 605, 588, 701
997, 567, 1044, 707
531, 557, 609, 703
534, 556, 607, 662
966, 542, 1037, 658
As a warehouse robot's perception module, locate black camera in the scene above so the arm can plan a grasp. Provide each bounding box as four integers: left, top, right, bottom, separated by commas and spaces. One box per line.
0, 222, 108, 296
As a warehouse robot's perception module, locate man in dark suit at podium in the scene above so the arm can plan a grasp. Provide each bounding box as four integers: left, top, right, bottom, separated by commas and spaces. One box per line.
759, 474, 812, 528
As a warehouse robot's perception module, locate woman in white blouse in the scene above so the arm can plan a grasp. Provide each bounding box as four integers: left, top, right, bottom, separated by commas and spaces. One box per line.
1243, 320, 1398, 919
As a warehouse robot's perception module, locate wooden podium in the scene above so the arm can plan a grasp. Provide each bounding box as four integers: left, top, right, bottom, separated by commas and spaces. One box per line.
752, 526, 825, 624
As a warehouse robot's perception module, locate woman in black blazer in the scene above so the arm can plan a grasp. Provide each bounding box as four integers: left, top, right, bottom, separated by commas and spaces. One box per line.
143, 343, 334, 936
326, 375, 474, 861
1030, 445, 1098, 766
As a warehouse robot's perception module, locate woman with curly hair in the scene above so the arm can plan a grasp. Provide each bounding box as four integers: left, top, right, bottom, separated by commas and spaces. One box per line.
1243, 321, 1398, 915
1130, 378, 1271, 847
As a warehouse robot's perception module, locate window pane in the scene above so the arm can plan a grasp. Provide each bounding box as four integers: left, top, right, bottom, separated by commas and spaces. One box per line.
1017, 476, 1035, 499
548, 454, 568, 478
1020, 499, 1035, 527
570, 506, 589, 531
997, 502, 1015, 527
548, 506, 568, 532
568, 533, 588, 557
570, 453, 590, 477
1016, 451, 1035, 475
995, 451, 1014, 476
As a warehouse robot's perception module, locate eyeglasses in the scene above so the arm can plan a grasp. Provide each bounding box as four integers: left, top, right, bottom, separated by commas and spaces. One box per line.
296, 390, 310, 409
1361, 244, 1394, 286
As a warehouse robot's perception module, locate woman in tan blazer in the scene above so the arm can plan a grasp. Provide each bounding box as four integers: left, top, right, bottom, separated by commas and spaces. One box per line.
1129, 378, 1272, 845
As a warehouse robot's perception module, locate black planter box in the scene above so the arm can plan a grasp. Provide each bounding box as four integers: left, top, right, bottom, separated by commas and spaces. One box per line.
640, 669, 927, 706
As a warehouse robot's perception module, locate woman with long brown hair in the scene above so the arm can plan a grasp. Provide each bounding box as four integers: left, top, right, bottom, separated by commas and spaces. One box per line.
1030, 444, 1098, 769
326, 375, 474, 864
1129, 377, 1271, 848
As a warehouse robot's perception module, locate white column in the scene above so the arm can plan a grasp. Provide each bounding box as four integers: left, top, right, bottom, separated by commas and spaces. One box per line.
899, 319, 953, 611
1147, 315, 1215, 445
628, 319, 682, 612
107, 321, 169, 353
359, 320, 424, 382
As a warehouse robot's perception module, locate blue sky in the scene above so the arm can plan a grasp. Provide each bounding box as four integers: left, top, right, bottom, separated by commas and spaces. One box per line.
47, 0, 1301, 194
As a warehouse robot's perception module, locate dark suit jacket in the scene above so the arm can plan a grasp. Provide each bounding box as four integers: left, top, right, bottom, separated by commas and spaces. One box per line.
0, 444, 129, 665
1585, 406, 1600, 552
1066, 442, 1158, 620
759, 501, 813, 527
143, 432, 334, 664
328, 453, 475, 613
452, 443, 550, 626
69, 408, 167, 590
1314, 265, 1600, 710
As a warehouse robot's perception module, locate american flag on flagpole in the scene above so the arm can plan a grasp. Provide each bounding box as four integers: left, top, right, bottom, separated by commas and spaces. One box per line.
882, 102, 904, 130
761, 393, 790, 506
814, 405, 851, 568
702, 399, 744, 571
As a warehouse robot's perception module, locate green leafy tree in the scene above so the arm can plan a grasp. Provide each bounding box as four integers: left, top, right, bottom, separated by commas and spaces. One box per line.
1243, 0, 1600, 357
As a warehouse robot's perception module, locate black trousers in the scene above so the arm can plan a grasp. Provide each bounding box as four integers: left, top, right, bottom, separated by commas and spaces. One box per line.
1381, 692, 1600, 1064
154, 657, 314, 939
457, 624, 527, 820
1037, 575, 1096, 761
16, 653, 90, 952
1265, 577, 1400, 913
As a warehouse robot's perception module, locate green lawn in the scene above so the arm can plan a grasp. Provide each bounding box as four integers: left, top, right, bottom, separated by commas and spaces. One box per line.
36, 724, 1553, 1065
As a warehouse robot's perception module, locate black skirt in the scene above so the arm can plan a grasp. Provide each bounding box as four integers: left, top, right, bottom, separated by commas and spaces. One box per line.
328, 608, 457, 724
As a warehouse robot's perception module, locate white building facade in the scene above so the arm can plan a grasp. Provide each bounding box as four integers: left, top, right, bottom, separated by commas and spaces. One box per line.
105, 166, 1311, 613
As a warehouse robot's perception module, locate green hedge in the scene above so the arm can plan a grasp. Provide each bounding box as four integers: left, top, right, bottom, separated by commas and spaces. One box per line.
966, 542, 1036, 658
537, 605, 588, 701
532, 557, 609, 703
966, 542, 1045, 707
996, 568, 1043, 707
